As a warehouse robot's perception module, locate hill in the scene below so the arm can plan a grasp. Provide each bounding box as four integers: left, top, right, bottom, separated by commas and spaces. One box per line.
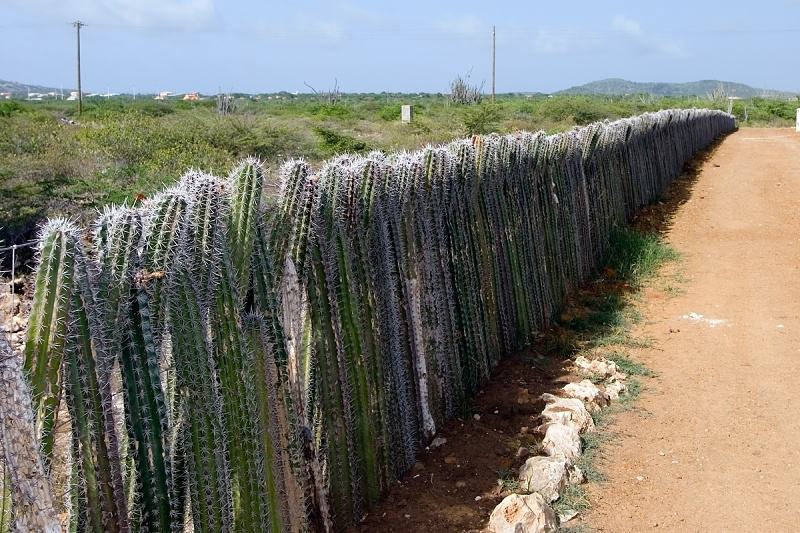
0, 79, 71, 96
557, 78, 797, 99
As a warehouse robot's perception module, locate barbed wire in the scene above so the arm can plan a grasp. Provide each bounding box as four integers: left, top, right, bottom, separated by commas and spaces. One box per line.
0, 240, 37, 254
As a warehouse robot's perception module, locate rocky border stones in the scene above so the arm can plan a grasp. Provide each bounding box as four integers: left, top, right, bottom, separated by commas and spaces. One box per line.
485, 355, 630, 533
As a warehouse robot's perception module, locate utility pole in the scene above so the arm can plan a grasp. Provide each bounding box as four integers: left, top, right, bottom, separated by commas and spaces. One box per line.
492, 25, 496, 103
73, 21, 85, 114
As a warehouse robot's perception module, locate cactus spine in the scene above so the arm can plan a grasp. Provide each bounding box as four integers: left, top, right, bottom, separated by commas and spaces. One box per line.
16, 109, 735, 532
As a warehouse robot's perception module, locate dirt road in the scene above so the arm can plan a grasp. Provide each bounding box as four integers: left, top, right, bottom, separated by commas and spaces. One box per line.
585, 128, 800, 532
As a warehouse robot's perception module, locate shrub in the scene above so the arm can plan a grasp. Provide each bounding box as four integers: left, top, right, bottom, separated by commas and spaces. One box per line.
462, 103, 502, 134
313, 126, 369, 155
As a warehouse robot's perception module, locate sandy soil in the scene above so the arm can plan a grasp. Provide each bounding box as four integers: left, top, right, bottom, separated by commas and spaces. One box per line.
585, 128, 800, 532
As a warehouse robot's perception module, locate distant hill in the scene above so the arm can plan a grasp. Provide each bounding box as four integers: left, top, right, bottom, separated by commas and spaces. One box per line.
0, 79, 72, 96
557, 78, 797, 99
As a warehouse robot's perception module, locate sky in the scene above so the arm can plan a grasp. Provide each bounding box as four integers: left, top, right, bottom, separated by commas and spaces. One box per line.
2, 0, 800, 94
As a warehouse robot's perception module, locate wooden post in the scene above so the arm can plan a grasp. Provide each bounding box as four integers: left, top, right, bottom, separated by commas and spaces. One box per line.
492, 25, 496, 103
73, 21, 85, 115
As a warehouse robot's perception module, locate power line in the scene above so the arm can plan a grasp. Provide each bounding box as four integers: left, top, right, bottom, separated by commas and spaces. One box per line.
3, 21, 800, 36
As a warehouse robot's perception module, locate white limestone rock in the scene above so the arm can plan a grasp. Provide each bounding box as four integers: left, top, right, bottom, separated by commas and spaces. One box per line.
538, 423, 581, 461
487, 493, 557, 533
562, 379, 610, 412
517, 456, 569, 502
539, 393, 595, 434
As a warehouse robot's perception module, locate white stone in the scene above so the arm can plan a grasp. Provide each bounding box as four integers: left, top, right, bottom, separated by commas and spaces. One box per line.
604, 380, 627, 401
429, 436, 447, 449
573, 355, 621, 380
518, 456, 569, 502
487, 493, 558, 533
562, 380, 610, 411
568, 465, 585, 485
539, 393, 595, 434
539, 423, 581, 461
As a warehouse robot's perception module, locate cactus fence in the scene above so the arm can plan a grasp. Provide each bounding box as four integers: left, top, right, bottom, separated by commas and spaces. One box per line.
6, 109, 734, 532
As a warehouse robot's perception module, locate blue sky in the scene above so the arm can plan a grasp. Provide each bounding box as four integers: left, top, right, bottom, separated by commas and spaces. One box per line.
3, 0, 800, 94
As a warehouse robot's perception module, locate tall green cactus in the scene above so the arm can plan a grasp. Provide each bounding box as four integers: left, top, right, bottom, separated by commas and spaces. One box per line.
228, 158, 265, 293
96, 205, 178, 533
168, 174, 233, 533
16, 109, 735, 532
23, 220, 76, 463
23, 220, 129, 533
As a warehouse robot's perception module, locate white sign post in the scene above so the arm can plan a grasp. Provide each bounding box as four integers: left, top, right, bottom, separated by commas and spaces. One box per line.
796, 108, 800, 133
401, 104, 412, 123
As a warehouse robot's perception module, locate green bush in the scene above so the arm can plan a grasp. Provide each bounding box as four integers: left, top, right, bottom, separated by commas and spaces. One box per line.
313, 126, 369, 155
379, 104, 400, 121
462, 104, 503, 134
0, 101, 26, 118
539, 96, 620, 125
310, 104, 354, 119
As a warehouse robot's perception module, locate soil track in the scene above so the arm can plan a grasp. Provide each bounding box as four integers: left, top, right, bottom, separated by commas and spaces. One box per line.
586, 128, 800, 531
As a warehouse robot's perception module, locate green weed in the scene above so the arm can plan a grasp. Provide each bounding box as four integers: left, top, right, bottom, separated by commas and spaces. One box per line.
554, 483, 591, 514
495, 468, 520, 492
604, 229, 679, 286
606, 352, 654, 377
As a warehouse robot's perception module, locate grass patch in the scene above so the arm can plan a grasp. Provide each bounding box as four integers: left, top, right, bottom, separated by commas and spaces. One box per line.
576, 430, 609, 483
616, 377, 643, 410
588, 333, 652, 349
495, 468, 520, 492
554, 483, 591, 515
545, 229, 668, 532
606, 352, 655, 377
605, 228, 679, 287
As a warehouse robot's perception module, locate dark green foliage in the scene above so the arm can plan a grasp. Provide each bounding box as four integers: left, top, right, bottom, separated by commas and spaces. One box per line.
0, 101, 25, 118
462, 103, 503, 133
313, 127, 370, 156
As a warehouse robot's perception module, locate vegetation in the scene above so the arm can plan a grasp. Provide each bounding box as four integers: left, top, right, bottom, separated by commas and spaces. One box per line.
3, 109, 734, 531
604, 229, 680, 287
1, 92, 793, 250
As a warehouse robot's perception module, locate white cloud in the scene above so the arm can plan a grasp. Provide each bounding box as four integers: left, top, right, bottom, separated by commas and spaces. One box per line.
612, 15, 686, 57
8, 0, 216, 30
612, 15, 642, 37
